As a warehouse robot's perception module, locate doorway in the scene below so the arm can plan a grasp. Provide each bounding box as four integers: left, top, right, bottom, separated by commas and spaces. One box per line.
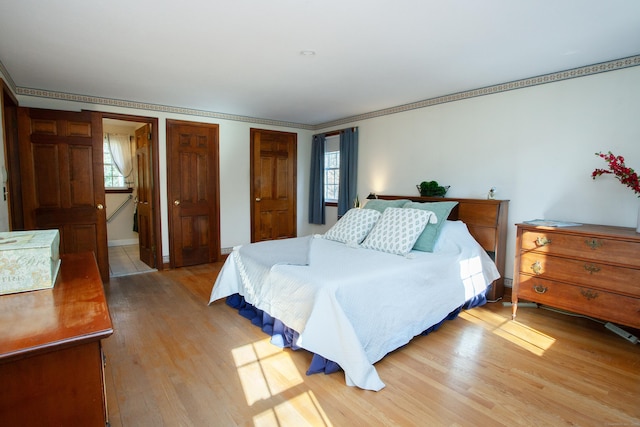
102, 113, 161, 277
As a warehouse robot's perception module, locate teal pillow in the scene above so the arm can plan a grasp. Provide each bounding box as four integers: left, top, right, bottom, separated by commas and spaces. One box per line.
404, 201, 458, 252
363, 199, 410, 213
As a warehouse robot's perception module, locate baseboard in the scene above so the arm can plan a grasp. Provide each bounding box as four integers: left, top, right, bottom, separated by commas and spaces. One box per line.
108, 238, 139, 247
502, 301, 538, 308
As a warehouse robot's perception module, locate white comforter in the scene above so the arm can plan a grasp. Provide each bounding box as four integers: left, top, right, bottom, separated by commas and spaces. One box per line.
209, 221, 499, 391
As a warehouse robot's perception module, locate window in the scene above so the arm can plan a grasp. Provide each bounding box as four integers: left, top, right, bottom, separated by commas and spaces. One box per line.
324, 135, 340, 203
103, 141, 126, 188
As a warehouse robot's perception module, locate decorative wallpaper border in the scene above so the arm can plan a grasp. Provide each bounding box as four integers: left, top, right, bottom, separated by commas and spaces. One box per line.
13, 87, 315, 130
8, 55, 640, 131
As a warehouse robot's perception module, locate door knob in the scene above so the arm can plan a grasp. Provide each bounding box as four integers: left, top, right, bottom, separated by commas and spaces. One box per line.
96, 203, 104, 210
174, 200, 180, 206
255, 198, 261, 202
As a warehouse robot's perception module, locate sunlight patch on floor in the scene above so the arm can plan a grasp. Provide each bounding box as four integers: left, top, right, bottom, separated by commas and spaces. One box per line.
233, 338, 304, 405
253, 391, 333, 427
460, 309, 556, 356
232, 338, 331, 425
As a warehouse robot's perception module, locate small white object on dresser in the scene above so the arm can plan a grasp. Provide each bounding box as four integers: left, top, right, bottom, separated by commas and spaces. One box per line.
0, 230, 61, 295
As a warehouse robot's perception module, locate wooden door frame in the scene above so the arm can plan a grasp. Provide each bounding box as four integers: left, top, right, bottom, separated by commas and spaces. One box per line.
1, 79, 21, 230
101, 112, 163, 271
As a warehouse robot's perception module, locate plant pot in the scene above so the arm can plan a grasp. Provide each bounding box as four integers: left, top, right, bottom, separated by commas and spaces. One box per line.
416, 184, 449, 197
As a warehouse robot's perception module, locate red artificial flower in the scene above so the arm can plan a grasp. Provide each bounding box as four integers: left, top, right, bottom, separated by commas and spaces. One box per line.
592, 151, 640, 197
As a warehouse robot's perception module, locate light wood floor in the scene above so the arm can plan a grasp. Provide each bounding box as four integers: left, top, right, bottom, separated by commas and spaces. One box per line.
103, 262, 640, 427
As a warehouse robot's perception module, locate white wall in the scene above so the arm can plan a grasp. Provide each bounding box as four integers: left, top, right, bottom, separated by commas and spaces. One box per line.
106, 193, 137, 245
7, 65, 640, 281
318, 66, 640, 282
9, 96, 314, 261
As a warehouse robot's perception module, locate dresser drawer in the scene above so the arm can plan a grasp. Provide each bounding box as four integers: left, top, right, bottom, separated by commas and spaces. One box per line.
517, 275, 640, 329
520, 229, 640, 268
519, 252, 640, 298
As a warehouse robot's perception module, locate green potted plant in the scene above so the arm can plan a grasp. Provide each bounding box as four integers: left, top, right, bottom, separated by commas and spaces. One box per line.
416, 180, 449, 197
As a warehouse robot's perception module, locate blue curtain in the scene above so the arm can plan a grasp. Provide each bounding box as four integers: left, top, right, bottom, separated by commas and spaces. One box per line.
337, 128, 358, 216
308, 134, 326, 224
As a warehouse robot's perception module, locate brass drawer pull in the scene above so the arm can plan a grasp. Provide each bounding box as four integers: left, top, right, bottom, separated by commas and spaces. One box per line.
531, 260, 542, 275
583, 263, 601, 274
533, 284, 548, 294
585, 239, 602, 249
535, 236, 552, 246
580, 289, 599, 300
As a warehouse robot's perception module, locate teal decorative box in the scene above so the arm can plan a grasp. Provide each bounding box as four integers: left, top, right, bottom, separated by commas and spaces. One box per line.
0, 230, 61, 295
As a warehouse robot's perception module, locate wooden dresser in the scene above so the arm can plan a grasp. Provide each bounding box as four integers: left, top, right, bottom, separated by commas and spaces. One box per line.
512, 223, 640, 329
0, 252, 113, 426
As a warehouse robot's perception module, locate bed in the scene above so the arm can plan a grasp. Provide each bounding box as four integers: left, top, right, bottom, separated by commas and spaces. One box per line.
209, 196, 509, 391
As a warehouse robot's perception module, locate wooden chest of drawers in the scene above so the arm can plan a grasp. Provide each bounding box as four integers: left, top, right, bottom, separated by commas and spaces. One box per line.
0, 252, 113, 426
512, 223, 640, 329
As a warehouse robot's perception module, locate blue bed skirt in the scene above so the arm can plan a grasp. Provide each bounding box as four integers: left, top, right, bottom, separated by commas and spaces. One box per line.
226, 291, 486, 376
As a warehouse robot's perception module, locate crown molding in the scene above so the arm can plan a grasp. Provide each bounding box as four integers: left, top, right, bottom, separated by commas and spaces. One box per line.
0, 59, 17, 93
314, 55, 640, 130
11, 55, 640, 131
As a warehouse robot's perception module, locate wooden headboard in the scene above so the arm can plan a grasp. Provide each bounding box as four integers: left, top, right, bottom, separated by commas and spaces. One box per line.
378, 195, 509, 301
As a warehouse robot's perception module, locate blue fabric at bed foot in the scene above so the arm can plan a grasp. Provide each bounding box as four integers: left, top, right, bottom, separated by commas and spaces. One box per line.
225, 293, 482, 377
226, 294, 341, 375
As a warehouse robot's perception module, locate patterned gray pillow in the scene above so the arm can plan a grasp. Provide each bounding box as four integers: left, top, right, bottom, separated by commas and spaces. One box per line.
361, 207, 436, 255
324, 208, 381, 244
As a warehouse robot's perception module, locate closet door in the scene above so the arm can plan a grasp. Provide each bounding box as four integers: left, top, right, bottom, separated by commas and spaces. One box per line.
167, 119, 220, 268
250, 128, 297, 242
18, 108, 109, 282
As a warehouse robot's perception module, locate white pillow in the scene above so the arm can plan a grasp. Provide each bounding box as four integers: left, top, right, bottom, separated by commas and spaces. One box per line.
361, 207, 436, 255
324, 208, 381, 244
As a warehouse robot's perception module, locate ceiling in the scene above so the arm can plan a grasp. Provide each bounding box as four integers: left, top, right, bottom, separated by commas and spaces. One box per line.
1, 0, 640, 127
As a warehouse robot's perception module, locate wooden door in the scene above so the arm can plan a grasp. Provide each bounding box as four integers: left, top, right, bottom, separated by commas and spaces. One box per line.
135, 124, 155, 268
17, 108, 109, 281
167, 120, 220, 267
250, 128, 297, 242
